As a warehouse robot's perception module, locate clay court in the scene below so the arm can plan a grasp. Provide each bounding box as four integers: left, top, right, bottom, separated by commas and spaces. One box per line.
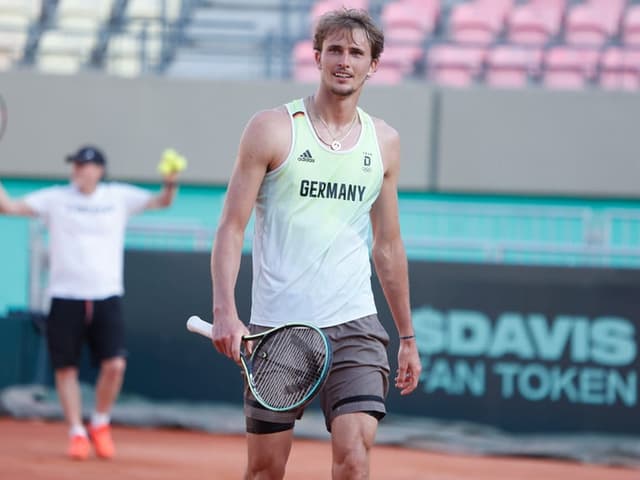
1, 418, 638, 480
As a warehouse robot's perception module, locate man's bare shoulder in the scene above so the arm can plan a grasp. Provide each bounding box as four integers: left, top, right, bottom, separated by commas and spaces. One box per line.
371, 116, 400, 148
246, 105, 290, 133
240, 105, 292, 168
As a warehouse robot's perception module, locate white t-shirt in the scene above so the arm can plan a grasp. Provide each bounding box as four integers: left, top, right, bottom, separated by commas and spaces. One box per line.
24, 182, 152, 300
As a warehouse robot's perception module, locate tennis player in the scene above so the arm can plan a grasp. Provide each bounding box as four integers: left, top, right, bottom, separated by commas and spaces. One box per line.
0, 145, 181, 460
209, 8, 421, 479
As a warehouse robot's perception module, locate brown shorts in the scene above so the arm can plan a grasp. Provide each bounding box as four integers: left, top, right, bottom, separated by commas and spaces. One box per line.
244, 314, 390, 433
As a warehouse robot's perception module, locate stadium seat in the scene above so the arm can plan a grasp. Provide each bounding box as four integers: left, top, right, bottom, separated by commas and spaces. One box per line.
36, 52, 84, 74
105, 31, 163, 77
309, 0, 370, 30
485, 45, 542, 88
598, 47, 640, 91
380, 0, 440, 74
449, 0, 513, 46
622, 4, 640, 47
398, 0, 441, 19
0, 0, 41, 20
293, 63, 319, 83
292, 39, 315, 63
0, 0, 41, 31
56, 0, 113, 31
542, 45, 600, 89
38, 29, 97, 57
506, 0, 565, 46
564, 0, 626, 47
592, 0, 627, 37
0, 51, 12, 71
368, 61, 405, 85
426, 44, 486, 87
292, 39, 318, 83
381, 0, 438, 35
0, 29, 28, 68
125, 0, 182, 23
384, 26, 427, 73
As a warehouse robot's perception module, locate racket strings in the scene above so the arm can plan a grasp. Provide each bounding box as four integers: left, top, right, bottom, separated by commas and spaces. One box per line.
251, 328, 328, 409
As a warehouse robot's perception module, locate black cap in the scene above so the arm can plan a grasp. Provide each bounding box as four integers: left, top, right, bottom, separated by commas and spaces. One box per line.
66, 145, 106, 166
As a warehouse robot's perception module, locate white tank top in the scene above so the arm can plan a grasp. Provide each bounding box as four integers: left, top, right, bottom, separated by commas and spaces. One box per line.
250, 98, 384, 328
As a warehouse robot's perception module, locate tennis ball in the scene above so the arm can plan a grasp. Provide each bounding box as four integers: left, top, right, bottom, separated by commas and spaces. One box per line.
158, 148, 188, 174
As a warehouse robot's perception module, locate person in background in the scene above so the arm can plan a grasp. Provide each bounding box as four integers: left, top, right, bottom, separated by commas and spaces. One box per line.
0, 145, 184, 460
208, 8, 421, 480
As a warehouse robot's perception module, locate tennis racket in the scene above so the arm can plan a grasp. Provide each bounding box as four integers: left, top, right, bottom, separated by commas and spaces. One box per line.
186, 315, 332, 412
0, 94, 7, 141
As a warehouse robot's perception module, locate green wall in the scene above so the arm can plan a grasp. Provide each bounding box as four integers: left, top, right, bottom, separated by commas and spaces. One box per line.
2, 178, 640, 316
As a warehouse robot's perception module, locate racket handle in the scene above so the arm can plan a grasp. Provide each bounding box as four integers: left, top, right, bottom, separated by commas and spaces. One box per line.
186, 315, 213, 339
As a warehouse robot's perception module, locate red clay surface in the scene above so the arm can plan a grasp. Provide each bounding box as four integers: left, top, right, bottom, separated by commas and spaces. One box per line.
0, 418, 638, 480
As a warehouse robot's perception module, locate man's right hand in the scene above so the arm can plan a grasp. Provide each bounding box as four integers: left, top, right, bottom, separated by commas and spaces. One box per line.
211, 315, 250, 364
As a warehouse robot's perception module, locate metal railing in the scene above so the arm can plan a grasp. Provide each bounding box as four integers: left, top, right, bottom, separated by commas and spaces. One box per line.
28, 199, 640, 312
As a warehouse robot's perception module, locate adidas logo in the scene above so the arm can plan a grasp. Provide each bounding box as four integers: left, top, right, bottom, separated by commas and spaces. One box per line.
297, 149, 315, 163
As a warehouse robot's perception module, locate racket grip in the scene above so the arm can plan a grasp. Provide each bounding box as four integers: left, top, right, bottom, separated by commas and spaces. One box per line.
186, 315, 213, 339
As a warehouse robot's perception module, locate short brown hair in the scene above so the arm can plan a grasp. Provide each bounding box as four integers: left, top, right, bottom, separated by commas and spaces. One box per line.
313, 8, 384, 61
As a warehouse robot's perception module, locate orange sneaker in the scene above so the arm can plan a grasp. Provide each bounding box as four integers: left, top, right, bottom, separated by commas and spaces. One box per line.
89, 424, 115, 459
67, 435, 90, 461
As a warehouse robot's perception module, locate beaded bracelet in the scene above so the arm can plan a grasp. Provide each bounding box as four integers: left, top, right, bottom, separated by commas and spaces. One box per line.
399, 335, 415, 340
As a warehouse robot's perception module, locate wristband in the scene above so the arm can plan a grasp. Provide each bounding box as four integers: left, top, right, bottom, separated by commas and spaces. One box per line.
399, 335, 415, 340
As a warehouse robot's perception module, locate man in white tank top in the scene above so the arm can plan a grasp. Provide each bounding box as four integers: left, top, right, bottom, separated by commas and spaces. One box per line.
0, 145, 181, 461
209, 8, 421, 480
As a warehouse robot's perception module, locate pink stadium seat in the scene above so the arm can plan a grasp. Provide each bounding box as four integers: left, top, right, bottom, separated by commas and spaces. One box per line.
310, 0, 370, 31
449, 0, 514, 46
599, 47, 640, 91
292, 40, 318, 83
564, 4, 609, 46
449, 3, 495, 46
591, 0, 627, 33
368, 61, 406, 85
565, 0, 625, 47
479, 0, 514, 21
485, 45, 543, 88
622, 5, 640, 47
506, 0, 565, 46
426, 44, 486, 87
380, 0, 440, 73
382, 43, 424, 75
293, 39, 315, 63
381, 0, 438, 34
542, 46, 600, 89
293, 63, 319, 83
401, 0, 441, 18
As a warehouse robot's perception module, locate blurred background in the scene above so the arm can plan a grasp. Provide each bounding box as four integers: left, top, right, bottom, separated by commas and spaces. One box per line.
0, 0, 639, 468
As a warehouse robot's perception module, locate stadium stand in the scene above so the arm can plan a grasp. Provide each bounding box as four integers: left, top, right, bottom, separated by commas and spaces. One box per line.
0, 0, 639, 90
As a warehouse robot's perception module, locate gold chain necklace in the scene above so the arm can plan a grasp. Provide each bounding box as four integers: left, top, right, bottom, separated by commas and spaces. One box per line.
315, 109, 359, 151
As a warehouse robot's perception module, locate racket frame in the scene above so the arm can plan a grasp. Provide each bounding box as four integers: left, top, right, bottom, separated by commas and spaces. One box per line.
186, 316, 332, 412
240, 323, 332, 412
